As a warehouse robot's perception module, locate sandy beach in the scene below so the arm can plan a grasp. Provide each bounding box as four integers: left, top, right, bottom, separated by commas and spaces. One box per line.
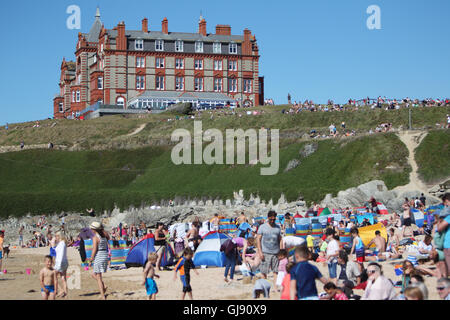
0, 245, 442, 300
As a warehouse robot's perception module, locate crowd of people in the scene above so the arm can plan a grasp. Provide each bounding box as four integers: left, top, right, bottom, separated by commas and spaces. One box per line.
1, 192, 449, 301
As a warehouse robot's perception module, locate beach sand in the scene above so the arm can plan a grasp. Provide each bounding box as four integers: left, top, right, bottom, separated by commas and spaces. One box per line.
0, 246, 442, 300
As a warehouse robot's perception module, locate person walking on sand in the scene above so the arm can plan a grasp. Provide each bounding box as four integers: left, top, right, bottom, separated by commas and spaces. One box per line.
142, 252, 160, 300
54, 232, 69, 298
0, 231, 4, 274
256, 211, 281, 289
89, 222, 110, 300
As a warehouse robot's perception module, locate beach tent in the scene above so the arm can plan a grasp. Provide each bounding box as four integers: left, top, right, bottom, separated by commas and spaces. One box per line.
358, 223, 387, 248
319, 207, 332, 216
356, 214, 375, 225
237, 222, 252, 239
160, 243, 176, 268
376, 202, 389, 215
193, 232, 231, 267
125, 234, 156, 268
219, 218, 237, 234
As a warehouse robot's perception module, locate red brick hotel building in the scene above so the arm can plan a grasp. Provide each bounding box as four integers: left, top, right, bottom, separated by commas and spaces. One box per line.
53, 8, 263, 119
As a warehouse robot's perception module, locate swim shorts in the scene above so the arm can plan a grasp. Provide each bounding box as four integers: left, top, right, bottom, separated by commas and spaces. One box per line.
41, 285, 55, 293
145, 278, 158, 296
180, 275, 192, 293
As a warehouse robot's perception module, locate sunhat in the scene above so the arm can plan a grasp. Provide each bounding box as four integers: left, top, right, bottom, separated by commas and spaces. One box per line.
90, 221, 103, 230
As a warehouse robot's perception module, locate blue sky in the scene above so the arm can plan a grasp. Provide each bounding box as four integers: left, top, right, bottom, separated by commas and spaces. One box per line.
0, 0, 449, 125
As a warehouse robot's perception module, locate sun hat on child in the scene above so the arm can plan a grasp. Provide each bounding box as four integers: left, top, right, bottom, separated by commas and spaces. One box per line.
90, 221, 103, 230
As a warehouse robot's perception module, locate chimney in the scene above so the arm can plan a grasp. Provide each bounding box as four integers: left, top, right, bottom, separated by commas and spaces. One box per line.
216, 25, 231, 36
142, 18, 148, 33
243, 28, 252, 55
199, 18, 207, 36
117, 21, 126, 50
162, 17, 168, 34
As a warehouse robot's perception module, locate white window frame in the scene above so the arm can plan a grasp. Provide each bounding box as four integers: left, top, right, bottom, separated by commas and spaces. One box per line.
213, 42, 222, 54
135, 39, 144, 51
156, 57, 165, 69
136, 57, 145, 68
76, 90, 80, 102
175, 77, 184, 91
195, 41, 204, 53
175, 58, 184, 69
214, 60, 222, 71
136, 76, 145, 90
97, 77, 103, 90
228, 60, 237, 71
244, 79, 252, 93
156, 76, 165, 90
59, 103, 64, 113
214, 78, 223, 92
175, 40, 184, 52
229, 42, 238, 54
155, 39, 164, 51
194, 59, 203, 70
72, 91, 75, 103
228, 79, 237, 93
194, 77, 203, 92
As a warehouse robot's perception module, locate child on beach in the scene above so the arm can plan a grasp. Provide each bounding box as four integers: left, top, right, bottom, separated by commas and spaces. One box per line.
350, 227, 365, 263
39, 255, 58, 300
281, 262, 296, 300
320, 282, 349, 300
173, 248, 199, 300
276, 249, 288, 291
142, 252, 160, 300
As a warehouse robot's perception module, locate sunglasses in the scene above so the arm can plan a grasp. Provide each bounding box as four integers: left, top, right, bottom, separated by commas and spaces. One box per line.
436, 287, 446, 291
368, 270, 377, 274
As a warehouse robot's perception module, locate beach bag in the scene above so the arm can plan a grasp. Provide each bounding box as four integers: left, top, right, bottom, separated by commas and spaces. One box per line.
220, 239, 237, 257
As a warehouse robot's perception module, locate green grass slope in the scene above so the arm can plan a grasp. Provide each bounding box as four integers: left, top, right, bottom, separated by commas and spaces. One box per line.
415, 129, 450, 184
0, 133, 410, 217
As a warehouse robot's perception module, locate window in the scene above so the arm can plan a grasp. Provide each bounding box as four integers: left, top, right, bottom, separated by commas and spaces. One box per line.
194, 59, 203, 70
175, 77, 184, 91
175, 58, 184, 69
117, 97, 125, 107
195, 41, 204, 53
155, 39, 164, 51
76, 90, 80, 102
213, 42, 222, 54
156, 76, 164, 90
135, 39, 144, 50
136, 57, 145, 68
228, 79, 237, 92
175, 40, 184, 52
97, 77, 103, 90
72, 91, 75, 103
228, 60, 237, 71
229, 42, 238, 54
244, 79, 252, 93
156, 57, 165, 68
93, 55, 97, 63
214, 60, 222, 71
214, 78, 222, 92
59, 103, 64, 113
136, 76, 145, 90
194, 77, 203, 91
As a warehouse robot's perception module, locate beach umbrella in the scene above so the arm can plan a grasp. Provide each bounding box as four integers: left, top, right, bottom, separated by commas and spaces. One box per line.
79, 228, 95, 240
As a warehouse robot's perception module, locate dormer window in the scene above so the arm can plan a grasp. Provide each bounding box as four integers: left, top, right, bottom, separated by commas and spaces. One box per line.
175, 40, 184, 52
229, 42, 237, 54
213, 42, 221, 54
155, 39, 164, 51
135, 39, 144, 51
195, 41, 204, 53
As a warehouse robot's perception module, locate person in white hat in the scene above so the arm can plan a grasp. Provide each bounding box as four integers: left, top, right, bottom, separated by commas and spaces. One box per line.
89, 222, 110, 300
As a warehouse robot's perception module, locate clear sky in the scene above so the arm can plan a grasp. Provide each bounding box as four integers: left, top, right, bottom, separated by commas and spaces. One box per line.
0, 0, 449, 125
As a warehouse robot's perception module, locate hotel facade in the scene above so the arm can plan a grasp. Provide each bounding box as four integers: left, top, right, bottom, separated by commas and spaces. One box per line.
53, 8, 264, 118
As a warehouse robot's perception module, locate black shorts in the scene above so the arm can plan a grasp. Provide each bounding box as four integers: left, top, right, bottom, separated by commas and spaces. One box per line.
404, 217, 412, 227
183, 285, 192, 293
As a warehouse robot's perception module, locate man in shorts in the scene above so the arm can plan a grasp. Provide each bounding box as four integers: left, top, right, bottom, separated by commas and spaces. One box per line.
256, 210, 281, 289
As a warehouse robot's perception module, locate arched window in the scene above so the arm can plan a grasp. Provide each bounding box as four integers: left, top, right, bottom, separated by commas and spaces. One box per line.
117, 97, 125, 107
